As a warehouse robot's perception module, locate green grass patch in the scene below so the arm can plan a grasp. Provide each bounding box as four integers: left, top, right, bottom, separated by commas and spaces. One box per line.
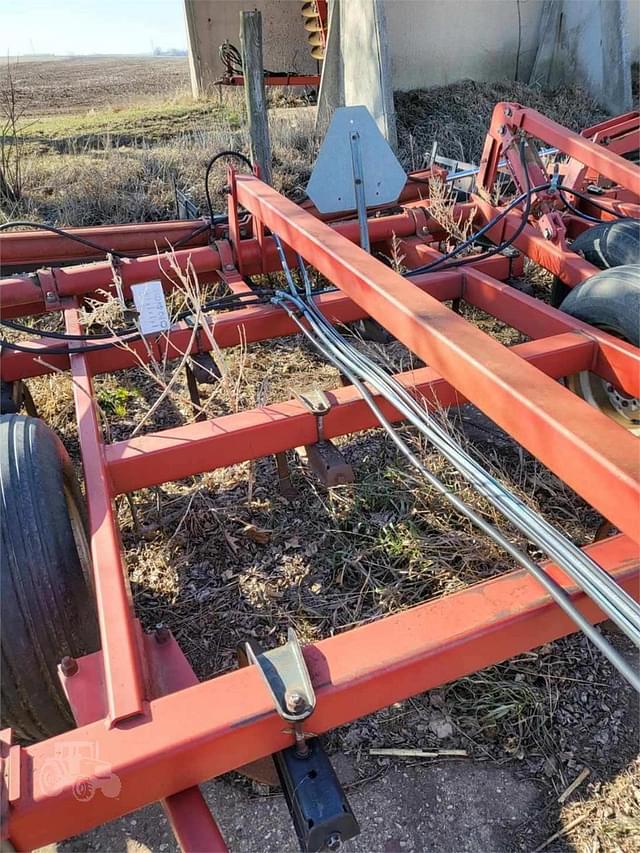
23, 99, 243, 147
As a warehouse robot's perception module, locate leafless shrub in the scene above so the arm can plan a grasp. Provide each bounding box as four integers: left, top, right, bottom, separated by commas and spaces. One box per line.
428, 176, 477, 246
0, 60, 29, 205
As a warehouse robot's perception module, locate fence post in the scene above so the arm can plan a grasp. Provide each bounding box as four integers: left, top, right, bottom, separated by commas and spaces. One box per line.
240, 10, 272, 184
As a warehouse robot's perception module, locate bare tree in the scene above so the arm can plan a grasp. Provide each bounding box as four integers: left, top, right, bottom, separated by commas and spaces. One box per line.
0, 59, 27, 204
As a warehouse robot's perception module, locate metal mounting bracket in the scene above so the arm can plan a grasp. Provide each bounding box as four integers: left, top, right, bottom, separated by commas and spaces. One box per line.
295, 389, 355, 487
246, 627, 316, 724
349, 130, 370, 253
295, 388, 331, 442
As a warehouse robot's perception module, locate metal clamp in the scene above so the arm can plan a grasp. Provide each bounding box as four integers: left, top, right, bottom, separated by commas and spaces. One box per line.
295, 388, 331, 442
245, 631, 361, 851
246, 627, 315, 756
295, 389, 355, 487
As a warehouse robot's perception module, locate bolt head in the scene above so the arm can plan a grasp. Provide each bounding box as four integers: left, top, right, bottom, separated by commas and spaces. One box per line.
285, 691, 306, 714
543, 228, 553, 240
60, 656, 78, 677
325, 832, 342, 851
504, 107, 512, 117
45, 291, 56, 302
155, 625, 171, 644
497, 125, 506, 136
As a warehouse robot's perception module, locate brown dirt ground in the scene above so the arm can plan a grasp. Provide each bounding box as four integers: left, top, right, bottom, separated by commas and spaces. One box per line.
0, 56, 191, 115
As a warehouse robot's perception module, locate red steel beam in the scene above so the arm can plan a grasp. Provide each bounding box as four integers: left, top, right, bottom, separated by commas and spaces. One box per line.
581, 111, 640, 140
0, 185, 449, 271
104, 332, 595, 495
164, 789, 228, 853
494, 103, 640, 192
0, 272, 462, 382
64, 307, 145, 724
461, 271, 640, 396
0, 220, 210, 269
60, 629, 229, 853
7, 534, 638, 850
222, 74, 321, 87
473, 196, 599, 286
233, 175, 640, 541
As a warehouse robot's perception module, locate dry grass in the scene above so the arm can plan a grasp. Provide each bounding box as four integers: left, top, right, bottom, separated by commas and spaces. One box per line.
26, 321, 601, 683
560, 758, 640, 853
427, 176, 477, 245
2, 69, 609, 227
395, 79, 608, 167
2, 106, 315, 226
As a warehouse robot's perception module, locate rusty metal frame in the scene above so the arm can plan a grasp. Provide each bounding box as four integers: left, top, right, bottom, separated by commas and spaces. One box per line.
1, 104, 639, 851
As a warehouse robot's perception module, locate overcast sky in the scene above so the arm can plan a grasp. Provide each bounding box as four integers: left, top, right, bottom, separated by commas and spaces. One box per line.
1, 0, 188, 56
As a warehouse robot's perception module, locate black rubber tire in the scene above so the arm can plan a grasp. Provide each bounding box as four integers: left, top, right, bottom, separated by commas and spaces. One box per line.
571, 218, 640, 269
559, 266, 640, 433
551, 219, 640, 307
559, 264, 640, 345
0, 414, 100, 742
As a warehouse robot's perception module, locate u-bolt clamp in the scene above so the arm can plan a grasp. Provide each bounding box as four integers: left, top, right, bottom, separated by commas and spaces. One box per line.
245, 627, 316, 757
295, 388, 332, 443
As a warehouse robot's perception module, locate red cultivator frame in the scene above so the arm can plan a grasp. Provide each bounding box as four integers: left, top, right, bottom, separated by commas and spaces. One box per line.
1, 105, 639, 851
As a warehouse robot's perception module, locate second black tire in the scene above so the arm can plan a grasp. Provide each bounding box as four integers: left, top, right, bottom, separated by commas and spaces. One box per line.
559, 264, 640, 345
551, 218, 640, 306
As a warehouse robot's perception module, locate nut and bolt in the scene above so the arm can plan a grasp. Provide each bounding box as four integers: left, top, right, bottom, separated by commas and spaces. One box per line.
154, 625, 171, 644
224, 263, 235, 271
497, 124, 506, 136
325, 832, 342, 851
45, 291, 56, 303
60, 656, 78, 677
543, 228, 553, 240
504, 107, 512, 117
285, 691, 307, 714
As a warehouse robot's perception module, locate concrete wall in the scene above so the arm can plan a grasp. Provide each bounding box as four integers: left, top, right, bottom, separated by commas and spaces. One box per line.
384, 0, 544, 90
627, 0, 640, 62
186, 0, 640, 97
529, 0, 632, 114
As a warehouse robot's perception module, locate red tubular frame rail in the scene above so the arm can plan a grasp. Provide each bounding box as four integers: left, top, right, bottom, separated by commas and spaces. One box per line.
0, 105, 639, 851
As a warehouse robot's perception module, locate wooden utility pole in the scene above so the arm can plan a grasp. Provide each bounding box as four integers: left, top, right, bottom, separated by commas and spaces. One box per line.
240, 10, 272, 185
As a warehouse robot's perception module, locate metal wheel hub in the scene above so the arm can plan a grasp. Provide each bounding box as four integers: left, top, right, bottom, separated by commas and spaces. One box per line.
568, 371, 640, 435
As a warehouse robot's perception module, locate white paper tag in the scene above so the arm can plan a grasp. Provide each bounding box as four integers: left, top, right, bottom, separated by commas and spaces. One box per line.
130, 281, 171, 335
